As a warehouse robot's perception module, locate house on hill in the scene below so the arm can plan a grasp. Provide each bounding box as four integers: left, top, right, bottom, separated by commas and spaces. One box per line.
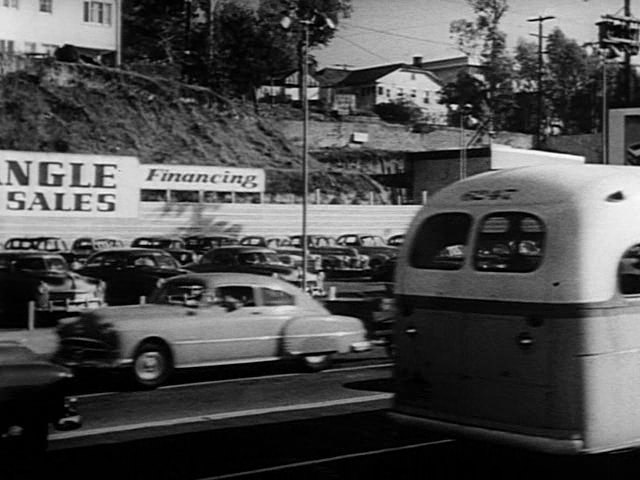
256, 69, 320, 103
0, 0, 122, 65
318, 58, 448, 124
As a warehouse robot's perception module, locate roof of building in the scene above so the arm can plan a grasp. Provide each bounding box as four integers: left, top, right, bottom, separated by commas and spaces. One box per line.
334, 63, 442, 87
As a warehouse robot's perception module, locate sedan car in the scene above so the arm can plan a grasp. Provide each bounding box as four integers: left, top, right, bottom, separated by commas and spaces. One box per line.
0, 251, 105, 324
185, 246, 324, 296
66, 237, 125, 266
0, 341, 81, 454
76, 248, 187, 305
131, 236, 195, 266
55, 273, 371, 388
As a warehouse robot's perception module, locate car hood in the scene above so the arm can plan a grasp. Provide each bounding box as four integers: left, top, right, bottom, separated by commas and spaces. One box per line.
25, 270, 100, 289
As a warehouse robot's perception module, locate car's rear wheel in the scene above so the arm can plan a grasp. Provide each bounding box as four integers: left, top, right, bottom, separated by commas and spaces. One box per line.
132, 341, 173, 389
302, 353, 332, 372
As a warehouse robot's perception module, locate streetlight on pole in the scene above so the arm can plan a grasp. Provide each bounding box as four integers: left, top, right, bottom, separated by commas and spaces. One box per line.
281, 10, 334, 292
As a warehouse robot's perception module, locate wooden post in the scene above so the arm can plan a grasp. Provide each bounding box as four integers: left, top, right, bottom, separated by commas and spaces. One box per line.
27, 301, 35, 330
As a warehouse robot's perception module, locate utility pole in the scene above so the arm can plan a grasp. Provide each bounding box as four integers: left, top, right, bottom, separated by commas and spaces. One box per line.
527, 15, 555, 149
624, 0, 633, 103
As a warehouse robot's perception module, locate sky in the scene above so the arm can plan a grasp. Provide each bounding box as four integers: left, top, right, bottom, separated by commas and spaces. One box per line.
313, 0, 637, 69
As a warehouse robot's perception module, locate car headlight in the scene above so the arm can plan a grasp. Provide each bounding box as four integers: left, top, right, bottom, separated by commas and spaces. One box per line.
37, 282, 49, 295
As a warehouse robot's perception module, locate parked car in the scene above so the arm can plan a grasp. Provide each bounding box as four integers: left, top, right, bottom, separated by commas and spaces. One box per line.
0, 341, 81, 453
387, 234, 404, 247
239, 235, 290, 249
69, 237, 125, 259
336, 233, 398, 274
4, 236, 69, 253
0, 251, 105, 324
185, 246, 324, 296
130, 236, 195, 266
183, 234, 239, 257
76, 248, 187, 305
288, 235, 370, 278
54, 273, 371, 388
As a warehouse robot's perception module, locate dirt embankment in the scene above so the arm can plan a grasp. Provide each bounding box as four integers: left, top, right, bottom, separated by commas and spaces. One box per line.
0, 60, 388, 202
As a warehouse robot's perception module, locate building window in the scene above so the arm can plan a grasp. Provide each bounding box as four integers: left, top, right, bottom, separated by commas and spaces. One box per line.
39, 0, 52, 12
397, 88, 404, 98
410, 89, 417, 98
386, 89, 390, 97
377, 86, 384, 95
411, 73, 416, 80
83, 1, 112, 25
2, 0, 19, 8
423, 91, 430, 104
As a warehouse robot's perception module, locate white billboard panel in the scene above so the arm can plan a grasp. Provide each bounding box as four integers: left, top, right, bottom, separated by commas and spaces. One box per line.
141, 164, 265, 193
0, 151, 139, 217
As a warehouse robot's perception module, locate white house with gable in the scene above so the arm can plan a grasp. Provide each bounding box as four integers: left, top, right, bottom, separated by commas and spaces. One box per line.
0, 0, 122, 64
326, 57, 448, 123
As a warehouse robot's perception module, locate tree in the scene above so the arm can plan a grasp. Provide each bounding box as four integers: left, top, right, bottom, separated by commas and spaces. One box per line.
448, 0, 515, 130
374, 100, 423, 124
122, 0, 187, 63
514, 28, 622, 134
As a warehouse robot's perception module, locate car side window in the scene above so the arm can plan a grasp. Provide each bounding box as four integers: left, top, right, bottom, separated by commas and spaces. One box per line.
218, 286, 256, 307
261, 288, 295, 306
620, 244, 640, 295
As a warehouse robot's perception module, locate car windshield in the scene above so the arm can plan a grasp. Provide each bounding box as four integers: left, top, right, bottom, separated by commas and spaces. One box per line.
73, 239, 94, 249
361, 236, 386, 247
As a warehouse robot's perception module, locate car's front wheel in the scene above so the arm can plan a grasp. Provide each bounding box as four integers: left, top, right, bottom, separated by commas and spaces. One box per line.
131, 341, 173, 389
302, 353, 332, 372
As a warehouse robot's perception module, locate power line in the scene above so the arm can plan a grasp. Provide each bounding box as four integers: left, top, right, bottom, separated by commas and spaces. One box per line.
340, 22, 457, 48
331, 33, 392, 63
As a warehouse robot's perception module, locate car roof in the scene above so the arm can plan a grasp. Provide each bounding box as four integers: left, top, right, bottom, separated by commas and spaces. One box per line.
89, 247, 171, 255
208, 246, 276, 253
0, 250, 63, 258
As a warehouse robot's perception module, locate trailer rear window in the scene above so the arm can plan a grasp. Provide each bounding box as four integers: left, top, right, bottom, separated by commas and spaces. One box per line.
409, 213, 472, 270
474, 212, 545, 273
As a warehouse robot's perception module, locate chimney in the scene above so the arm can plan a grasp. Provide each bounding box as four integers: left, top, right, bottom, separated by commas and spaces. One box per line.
412, 55, 423, 67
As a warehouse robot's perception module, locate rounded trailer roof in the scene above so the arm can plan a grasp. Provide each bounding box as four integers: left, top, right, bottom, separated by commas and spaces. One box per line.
430, 165, 640, 207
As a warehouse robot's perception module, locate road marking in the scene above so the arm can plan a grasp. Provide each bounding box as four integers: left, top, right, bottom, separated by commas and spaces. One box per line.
50, 393, 393, 441
200, 439, 457, 479
75, 363, 392, 398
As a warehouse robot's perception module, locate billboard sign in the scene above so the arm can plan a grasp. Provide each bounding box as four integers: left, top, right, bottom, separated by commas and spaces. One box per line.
0, 151, 139, 217
141, 165, 265, 193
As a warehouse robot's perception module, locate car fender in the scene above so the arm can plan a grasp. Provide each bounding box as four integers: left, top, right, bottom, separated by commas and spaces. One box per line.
282, 315, 365, 355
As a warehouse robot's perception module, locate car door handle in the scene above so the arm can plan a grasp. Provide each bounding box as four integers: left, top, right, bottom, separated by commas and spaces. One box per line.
405, 327, 418, 336
251, 311, 262, 315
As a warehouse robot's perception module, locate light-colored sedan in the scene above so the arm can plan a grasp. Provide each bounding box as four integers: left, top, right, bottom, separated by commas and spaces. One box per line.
54, 273, 371, 388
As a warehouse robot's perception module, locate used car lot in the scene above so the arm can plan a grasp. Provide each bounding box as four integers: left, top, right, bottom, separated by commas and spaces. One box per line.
54, 273, 371, 388
0, 251, 105, 325
76, 248, 187, 305
185, 245, 325, 296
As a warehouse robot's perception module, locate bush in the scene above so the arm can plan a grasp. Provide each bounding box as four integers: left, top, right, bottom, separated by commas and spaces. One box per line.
374, 100, 422, 124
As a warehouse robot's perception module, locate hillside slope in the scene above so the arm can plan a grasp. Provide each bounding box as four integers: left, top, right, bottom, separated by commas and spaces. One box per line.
0, 60, 385, 201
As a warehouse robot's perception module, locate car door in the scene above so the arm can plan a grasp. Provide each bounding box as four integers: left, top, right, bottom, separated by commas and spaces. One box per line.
195, 285, 291, 361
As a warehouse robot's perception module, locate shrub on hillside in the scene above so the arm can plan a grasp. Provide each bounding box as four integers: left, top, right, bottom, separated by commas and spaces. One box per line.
374, 100, 423, 124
